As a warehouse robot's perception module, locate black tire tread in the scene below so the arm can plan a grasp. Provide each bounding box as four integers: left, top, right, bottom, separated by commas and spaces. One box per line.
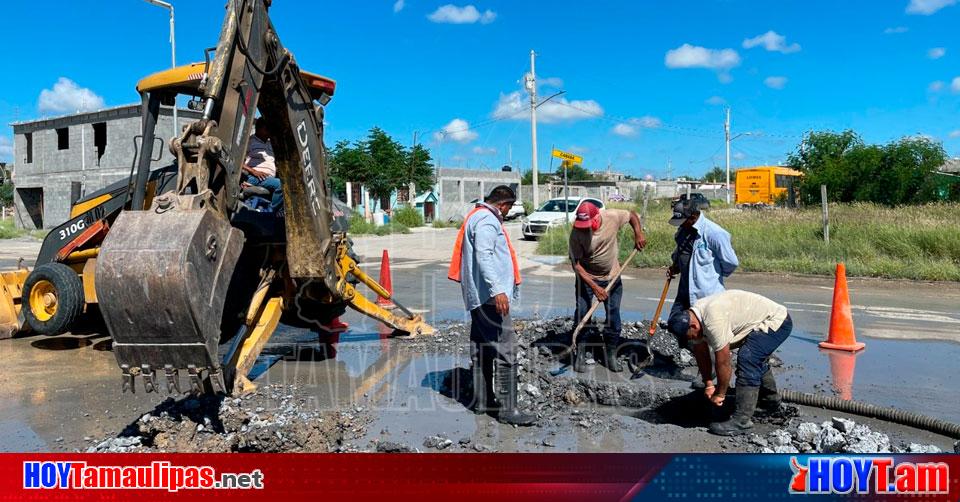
23, 262, 84, 336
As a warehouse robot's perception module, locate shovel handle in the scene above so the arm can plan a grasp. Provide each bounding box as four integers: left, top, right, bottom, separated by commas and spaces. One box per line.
648, 276, 672, 336
560, 249, 639, 359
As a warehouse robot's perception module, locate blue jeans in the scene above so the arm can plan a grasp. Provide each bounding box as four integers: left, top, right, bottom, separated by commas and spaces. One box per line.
574, 277, 623, 347
736, 314, 792, 387
245, 174, 283, 209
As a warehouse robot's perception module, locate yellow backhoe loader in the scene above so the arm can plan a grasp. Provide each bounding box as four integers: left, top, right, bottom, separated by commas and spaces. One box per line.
0, 0, 433, 395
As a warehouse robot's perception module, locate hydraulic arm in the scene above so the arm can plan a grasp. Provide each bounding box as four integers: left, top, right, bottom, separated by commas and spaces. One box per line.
95, 0, 431, 394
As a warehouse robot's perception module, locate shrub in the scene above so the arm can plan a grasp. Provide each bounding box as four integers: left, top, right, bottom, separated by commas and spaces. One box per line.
392, 205, 423, 228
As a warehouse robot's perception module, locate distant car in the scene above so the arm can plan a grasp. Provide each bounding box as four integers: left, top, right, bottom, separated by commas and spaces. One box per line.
462, 198, 526, 221
672, 192, 711, 210
521, 197, 604, 240
608, 193, 629, 202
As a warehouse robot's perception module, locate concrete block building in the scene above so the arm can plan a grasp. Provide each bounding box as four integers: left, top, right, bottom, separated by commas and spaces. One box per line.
434, 167, 521, 221
10, 105, 198, 229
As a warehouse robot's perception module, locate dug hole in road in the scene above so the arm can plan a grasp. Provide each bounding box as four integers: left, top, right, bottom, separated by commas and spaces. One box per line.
1, 225, 958, 454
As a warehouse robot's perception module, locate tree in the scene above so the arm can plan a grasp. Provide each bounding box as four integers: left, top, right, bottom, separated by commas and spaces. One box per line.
703, 166, 732, 183
555, 162, 593, 181
521, 169, 534, 185
786, 130, 950, 205
327, 128, 436, 209
406, 143, 435, 192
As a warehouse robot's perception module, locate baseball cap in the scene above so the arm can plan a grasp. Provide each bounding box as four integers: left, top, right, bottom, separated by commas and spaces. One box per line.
667, 309, 691, 340
668, 200, 701, 226
573, 201, 601, 230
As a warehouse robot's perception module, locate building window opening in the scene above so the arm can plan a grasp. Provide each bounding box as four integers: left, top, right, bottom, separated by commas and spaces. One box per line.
93, 122, 107, 165
25, 133, 33, 163
56, 127, 69, 150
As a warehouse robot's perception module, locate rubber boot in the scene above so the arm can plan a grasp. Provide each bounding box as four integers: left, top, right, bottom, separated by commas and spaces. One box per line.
470, 349, 487, 415
709, 386, 759, 436
494, 361, 537, 426
572, 328, 592, 373
603, 336, 623, 373
755, 369, 782, 416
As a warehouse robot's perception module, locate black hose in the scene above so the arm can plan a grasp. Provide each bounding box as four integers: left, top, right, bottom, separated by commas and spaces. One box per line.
779, 389, 960, 439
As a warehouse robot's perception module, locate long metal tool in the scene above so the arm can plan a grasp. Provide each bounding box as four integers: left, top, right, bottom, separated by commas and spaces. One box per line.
553, 249, 638, 370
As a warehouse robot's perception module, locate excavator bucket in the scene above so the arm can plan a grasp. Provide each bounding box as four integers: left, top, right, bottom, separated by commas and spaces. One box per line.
96, 208, 243, 393
0, 269, 28, 339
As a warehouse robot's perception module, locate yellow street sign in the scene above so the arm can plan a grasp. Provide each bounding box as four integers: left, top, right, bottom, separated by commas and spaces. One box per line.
552, 148, 582, 165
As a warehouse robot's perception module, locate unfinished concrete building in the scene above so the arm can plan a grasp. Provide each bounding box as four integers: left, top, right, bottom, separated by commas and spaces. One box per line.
10, 105, 198, 229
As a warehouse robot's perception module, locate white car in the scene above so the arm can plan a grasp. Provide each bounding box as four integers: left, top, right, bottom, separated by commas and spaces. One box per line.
462, 198, 526, 221
521, 197, 604, 239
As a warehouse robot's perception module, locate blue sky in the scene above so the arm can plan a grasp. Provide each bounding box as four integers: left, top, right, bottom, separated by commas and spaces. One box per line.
2, 0, 959, 179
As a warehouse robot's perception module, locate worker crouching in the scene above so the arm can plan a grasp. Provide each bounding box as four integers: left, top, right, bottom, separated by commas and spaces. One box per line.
448, 186, 536, 426
668, 289, 793, 436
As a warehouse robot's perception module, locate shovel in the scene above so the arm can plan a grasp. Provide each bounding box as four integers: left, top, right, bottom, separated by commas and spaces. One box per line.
551, 249, 638, 376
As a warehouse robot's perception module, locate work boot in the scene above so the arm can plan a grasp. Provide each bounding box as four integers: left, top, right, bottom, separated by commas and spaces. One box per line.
494, 361, 537, 426
470, 350, 487, 415
756, 369, 782, 416
571, 329, 592, 373
603, 336, 623, 373
709, 386, 759, 436
573, 342, 588, 373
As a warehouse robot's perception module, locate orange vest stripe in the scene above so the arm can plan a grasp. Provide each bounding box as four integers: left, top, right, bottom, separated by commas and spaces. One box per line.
447, 206, 521, 285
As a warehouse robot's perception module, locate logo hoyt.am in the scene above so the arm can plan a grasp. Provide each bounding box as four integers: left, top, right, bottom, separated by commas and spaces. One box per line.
790, 456, 949, 495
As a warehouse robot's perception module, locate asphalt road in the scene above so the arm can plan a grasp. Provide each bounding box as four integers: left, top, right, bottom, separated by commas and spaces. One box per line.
0, 226, 958, 452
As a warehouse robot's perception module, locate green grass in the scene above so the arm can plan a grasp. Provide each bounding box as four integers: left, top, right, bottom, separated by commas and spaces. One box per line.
537, 202, 960, 281
431, 219, 462, 229
348, 215, 410, 236
0, 218, 46, 240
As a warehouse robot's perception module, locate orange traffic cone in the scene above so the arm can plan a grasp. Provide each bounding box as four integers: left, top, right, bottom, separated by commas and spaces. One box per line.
819, 347, 862, 401
376, 249, 396, 309
819, 263, 865, 352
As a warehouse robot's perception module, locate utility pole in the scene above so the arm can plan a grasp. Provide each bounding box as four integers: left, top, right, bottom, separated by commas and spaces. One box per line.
526, 50, 539, 208
145, 0, 177, 141
724, 107, 731, 204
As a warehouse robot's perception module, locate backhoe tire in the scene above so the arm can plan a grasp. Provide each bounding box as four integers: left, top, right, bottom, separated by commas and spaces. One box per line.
23, 263, 84, 336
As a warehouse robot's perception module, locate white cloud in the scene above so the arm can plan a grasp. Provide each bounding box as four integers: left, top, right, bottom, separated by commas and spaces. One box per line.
928, 47, 947, 59
706, 95, 726, 106
38, 77, 105, 114
393, 0, 404, 12
472, 146, 497, 155
949, 130, 960, 138
884, 26, 909, 34
906, 0, 956, 15
742, 31, 801, 54
952, 77, 960, 93
435, 118, 478, 143
491, 91, 603, 124
427, 4, 496, 24
611, 116, 662, 137
569, 145, 589, 153
612, 123, 637, 137
665, 44, 740, 81
929, 80, 945, 92
537, 76, 563, 89
618, 152, 637, 160
733, 152, 747, 160
0, 136, 12, 161
764, 76, 788, 89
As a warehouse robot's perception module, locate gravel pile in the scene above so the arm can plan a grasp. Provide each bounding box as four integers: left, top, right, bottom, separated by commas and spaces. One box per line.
88, 384, 370, 453
743, 416, 944, 454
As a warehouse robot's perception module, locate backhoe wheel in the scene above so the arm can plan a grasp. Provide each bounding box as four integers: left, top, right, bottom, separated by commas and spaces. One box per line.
23, 263, 84, 336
